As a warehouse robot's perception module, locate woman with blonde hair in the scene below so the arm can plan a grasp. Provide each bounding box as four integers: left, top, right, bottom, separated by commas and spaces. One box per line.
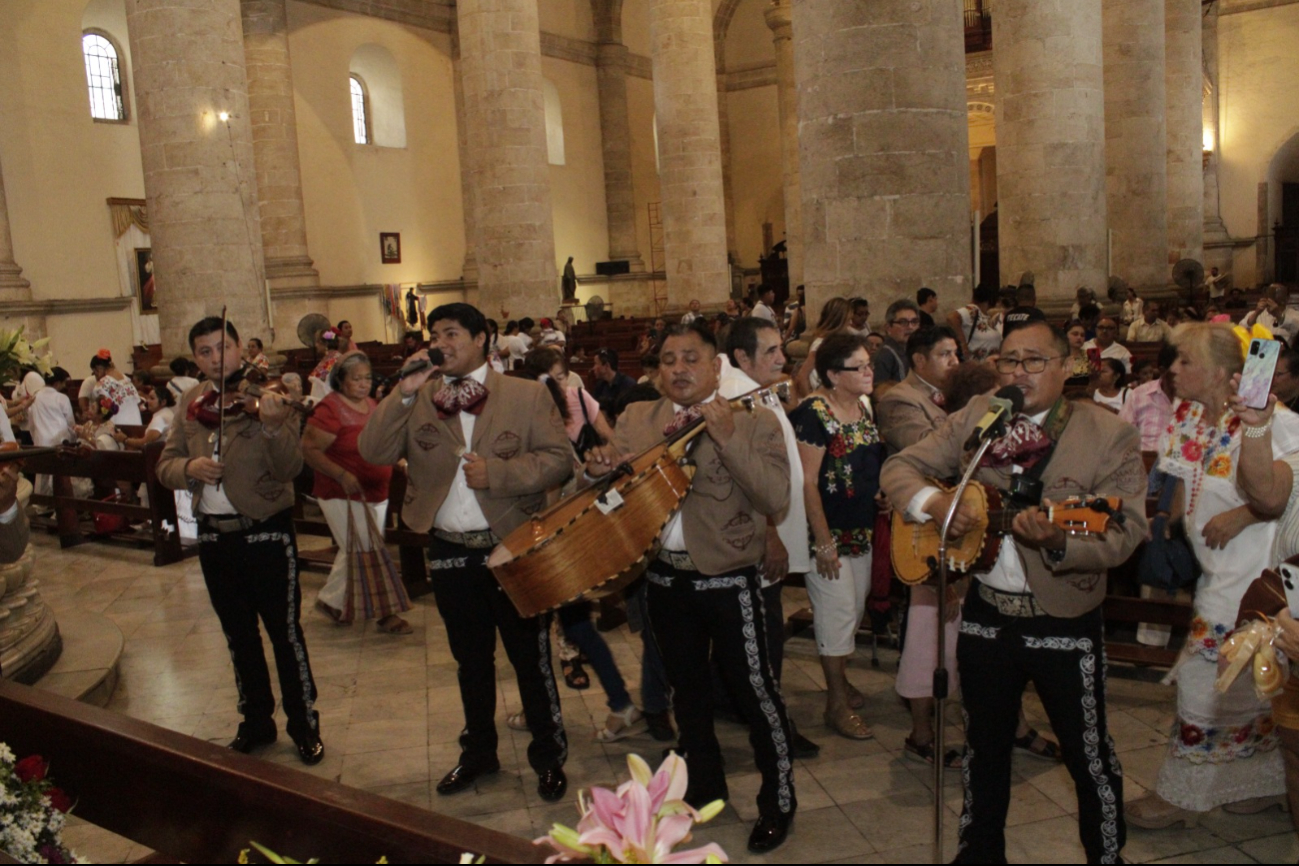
1127, 324, 1299, 828
794, 296, 851, 397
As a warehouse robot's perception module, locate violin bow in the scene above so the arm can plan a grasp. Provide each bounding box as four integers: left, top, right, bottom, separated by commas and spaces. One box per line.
215, 304, 228, 489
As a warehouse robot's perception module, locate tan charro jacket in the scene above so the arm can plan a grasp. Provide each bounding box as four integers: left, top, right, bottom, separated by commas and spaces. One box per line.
357, 368, 573, 537
610, 397, 790, 576
875, 371, 949, 455
879, 394, 1149, 618
157, 382, 302, 520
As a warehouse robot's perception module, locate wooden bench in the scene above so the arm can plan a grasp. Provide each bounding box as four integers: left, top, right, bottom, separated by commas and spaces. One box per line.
0, 680, 542, 864
21, 440, 192, 567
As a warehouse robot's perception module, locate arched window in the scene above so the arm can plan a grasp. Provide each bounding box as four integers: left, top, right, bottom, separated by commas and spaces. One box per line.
350, 75, 370, 145
82, 31, 126, 121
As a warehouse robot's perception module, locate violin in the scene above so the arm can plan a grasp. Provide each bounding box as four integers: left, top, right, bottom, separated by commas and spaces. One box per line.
188, 363, 314, 430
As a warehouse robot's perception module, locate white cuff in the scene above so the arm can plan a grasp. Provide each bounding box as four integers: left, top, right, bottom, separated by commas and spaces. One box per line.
0, 502, 18, 524
907, 486, 941, 524
401, 393, 416, 407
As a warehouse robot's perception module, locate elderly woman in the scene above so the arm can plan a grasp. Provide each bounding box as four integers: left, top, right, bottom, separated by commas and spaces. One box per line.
790, 331, 887, 739
90, 350, 142, 426
302, 352, 410, 635
245, 338, 271, 372
1126, 324, 1299, 828
308, 329, 343, 401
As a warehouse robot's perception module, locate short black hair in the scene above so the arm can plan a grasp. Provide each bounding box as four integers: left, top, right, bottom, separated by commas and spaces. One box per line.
815, 331, 870, 385
724, 316, 780, 366
850, 297, 870, 313
152, 384, 176, 408
757, 284, 774, 298
595, 347, 619, 370
1004, 320, 1070, 357
428, 303, 487, 338
973, 283, 998, 306
1100, 357, 1126, 384
661, 321, 717, 352
1279, 348, 1299, 377
917, 287, 936, 306
519, 317, 536, 332
336, 320, 351, 330
247, 337, 263, 352
188, 317, 240, 351
905, 325, 958, 364
403, 330, 422, 343
47, 366, 70, 384
169, 357, 189, 377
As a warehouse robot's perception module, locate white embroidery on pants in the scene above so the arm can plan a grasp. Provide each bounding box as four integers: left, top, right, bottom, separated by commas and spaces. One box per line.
248, 529, 317, 731
740, 585, 794, 814
535, 611, 569, 764
960, 620, 1000, 640
1076, 641, 1120, 863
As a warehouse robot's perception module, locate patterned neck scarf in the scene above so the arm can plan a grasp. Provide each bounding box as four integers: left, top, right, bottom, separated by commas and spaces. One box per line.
664, 404, 703, 436
980, 397, 1070, 469
433, 377, 488, 420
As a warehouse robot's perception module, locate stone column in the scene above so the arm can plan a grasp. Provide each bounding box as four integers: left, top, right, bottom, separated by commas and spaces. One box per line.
794, 0, 970, 314
451, 43, 478, 282
596, 43, 645, 271
1203, 3, 1228, 246
1164, 0, 1203, 266
765, 0, 802, 288
647, 0, 731, 308
1103, 0, 1168, 290
241, 0, 318, 290
0, 154, 31, 297
127, 0, 270, 356
717, 79, 739, 266
456, 0, 559, 316
993, 0, 1107, 303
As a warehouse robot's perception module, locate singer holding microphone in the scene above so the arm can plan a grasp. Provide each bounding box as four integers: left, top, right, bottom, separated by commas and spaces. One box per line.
881, 321, 1147, 864
357, 303, 575, 802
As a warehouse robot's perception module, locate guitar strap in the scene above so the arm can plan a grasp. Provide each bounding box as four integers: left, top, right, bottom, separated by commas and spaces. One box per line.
1008, 396, 1071, 503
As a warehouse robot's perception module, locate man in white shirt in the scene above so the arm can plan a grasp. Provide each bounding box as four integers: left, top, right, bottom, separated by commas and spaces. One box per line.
681, 298, 703, 325
1126, 301, 1174, 343
751, 285, 777, 323
30, 368, 77, 497
1082, 316, 1133, 372
1242, 283, 1299, 345
719, 317, 819, 759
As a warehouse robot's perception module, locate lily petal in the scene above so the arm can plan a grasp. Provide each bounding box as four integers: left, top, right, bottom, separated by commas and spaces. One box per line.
658, 842, 730, 864
627, 753, 653, 788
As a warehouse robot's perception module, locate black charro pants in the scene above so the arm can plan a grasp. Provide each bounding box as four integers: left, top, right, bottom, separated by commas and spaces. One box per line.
955, 586, 1125, 865
647, 561, 796, 819
197, 509, 319, 738
427, 538, 567, 774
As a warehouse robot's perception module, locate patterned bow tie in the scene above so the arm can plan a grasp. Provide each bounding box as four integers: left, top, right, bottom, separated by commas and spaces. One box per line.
663, 404, 703, 436
433, 378, 489, 420
981, 415, 1053, 469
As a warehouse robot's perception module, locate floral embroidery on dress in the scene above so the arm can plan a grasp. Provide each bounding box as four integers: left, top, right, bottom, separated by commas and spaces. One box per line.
793, 396, 884, 557
1159, 399, 1243, 513
1186, 616, 1231, 661
1171, 713, 1278, 764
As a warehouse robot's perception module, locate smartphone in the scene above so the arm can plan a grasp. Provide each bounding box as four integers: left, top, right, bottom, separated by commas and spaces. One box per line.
1239, 338, 1281, 410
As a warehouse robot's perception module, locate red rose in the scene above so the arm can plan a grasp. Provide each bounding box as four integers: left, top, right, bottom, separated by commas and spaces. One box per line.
47, 787, 71, 813
14, 755, 47, 783
1175, 402, 1191, 421
827, 434, 848, 458
1179, 724, 1204, 746
1181, 440, 1203, 463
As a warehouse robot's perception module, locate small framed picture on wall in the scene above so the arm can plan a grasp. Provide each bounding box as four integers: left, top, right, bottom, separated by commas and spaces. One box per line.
380, 232, 401, 264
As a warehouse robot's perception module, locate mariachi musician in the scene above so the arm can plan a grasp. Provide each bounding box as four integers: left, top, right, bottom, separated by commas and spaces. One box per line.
880, 321, 1147, 863
157, 317, 323, 765
357, 302, 574, 802
584, 322, 796, 854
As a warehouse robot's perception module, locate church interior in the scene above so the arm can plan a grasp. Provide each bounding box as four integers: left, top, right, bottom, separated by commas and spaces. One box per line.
5, 0, 1299, 862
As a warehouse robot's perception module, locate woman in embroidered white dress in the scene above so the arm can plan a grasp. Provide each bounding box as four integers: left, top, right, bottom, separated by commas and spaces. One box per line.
1126, 322, 1299, 828
947, 283, 1001, 362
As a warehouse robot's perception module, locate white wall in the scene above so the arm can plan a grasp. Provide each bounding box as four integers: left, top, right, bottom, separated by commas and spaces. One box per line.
543, 58, 610, 275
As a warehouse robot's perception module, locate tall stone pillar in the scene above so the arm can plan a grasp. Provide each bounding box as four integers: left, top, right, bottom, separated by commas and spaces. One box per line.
717, 80, 739, 266
0, 154, 30, 296
127, 0, 270, 356
648, 0, 731, 307
993, 0, 1108, 303
1164, 0, 1203, 266
456, 0, 558, 315
765, 0, 802, 289
241, 0, 318, 290
1103, 0, 1168, 290
596, 43, 645, 271
793, 0, 970, 315
1203, 3, 1228, 246
451, 42, 478, 282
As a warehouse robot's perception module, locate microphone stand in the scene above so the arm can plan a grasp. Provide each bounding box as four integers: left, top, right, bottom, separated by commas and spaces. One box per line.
932, 432, 999, 865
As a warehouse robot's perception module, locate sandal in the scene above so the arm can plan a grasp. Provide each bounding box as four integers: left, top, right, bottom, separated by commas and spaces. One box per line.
563, 659, 591, 690
377, 615, 413, 635
825, 705, 873, 740
315, 599, 346, 625
596, 705, 645, 742
506, 711, 529, 731
904, 737, 964, 768
1013, 727, 1062, 762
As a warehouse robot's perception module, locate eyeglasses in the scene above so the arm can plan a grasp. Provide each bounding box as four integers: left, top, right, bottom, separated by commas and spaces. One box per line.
891, 318, 920, 327
994, 355, 1065, 374
832, 364, 869, 373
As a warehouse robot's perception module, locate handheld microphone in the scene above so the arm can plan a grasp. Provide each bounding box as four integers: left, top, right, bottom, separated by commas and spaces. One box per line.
384, 349, 444, 387
963, 385, 1025, 450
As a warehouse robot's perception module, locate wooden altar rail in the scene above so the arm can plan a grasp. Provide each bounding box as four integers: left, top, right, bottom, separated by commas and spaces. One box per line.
0, 680, 543, 864
22, 440, 190, 566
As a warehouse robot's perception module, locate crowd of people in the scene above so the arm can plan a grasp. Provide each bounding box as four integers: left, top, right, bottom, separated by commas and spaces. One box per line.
20, 279, 1299, 861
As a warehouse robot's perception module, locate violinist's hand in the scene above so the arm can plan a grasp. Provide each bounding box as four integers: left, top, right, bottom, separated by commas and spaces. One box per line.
186, 457, 224, 484
699, 398, 735, 447
399, 349, 439, 397
462, 452, 489, 489
584, 444, 622, 478
258, 390, 291, 430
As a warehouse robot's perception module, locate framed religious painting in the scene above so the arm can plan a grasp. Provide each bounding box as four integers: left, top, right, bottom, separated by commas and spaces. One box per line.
380, 232, 401, 264
134, 248, 156, 312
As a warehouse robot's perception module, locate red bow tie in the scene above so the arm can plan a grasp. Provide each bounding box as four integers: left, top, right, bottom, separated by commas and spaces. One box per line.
433, 378, 489, 420
663, 404, 703, 436
931, 391, 946, 408
980, 415, 1052, 469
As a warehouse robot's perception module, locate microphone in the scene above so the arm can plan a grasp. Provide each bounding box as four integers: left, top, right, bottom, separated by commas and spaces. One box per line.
384, 349, 444, 387
963, 385, 1025, 450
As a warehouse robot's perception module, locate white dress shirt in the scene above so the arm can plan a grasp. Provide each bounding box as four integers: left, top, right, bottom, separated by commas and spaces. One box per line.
659, 392, 718, 551
1082, 339, 1133, 373
752, 302, 777, 323
29, 387, 75, 447
905, 408, 1051, 594
432, 363, 492, 532
197, 423, 239, 516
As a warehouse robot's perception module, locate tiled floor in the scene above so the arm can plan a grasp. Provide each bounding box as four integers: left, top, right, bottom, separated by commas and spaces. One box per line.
36, 532, 1297, 864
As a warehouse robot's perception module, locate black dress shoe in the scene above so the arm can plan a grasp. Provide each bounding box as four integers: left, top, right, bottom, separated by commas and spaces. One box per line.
790, 731, 821, 759
747, 811, 794, 853
645, 711, 676, 742
436, 761, 500, 796
292, 730, 325, 766
228, 723, 277, 754
537, 767, 568, 802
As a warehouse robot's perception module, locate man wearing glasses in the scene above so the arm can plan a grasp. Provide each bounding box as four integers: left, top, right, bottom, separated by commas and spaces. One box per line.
881, 322, 1148, 863
871, 299, 923, 390
1083, 315, 1133, 373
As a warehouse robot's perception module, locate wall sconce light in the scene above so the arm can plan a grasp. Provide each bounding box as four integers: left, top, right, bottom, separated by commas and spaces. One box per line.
217, 111, 230, 123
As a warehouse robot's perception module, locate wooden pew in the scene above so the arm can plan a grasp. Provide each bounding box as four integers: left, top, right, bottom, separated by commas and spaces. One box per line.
21, 441, 191, 566
0, 680, 542, 864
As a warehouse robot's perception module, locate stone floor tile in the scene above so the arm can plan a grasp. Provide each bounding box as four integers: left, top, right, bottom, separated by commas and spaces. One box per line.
340, 744, 430, 788
1238, 830, 1299, 862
